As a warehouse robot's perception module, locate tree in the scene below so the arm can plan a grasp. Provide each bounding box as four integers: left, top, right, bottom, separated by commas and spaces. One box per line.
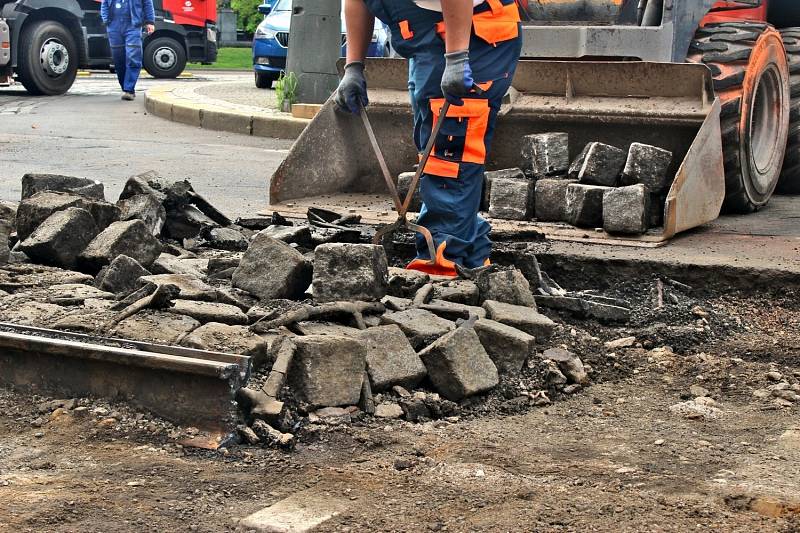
231, 0, 262, 34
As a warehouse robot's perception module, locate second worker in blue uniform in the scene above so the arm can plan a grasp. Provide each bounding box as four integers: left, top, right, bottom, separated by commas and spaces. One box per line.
101, 0, 156, 100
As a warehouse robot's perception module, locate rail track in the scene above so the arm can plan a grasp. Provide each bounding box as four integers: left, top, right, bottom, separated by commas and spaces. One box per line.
0, 322, 251, 448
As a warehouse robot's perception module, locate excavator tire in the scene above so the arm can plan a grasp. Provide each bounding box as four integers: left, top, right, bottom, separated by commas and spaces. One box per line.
689, 23, 790, 213
777, 28, 800, 194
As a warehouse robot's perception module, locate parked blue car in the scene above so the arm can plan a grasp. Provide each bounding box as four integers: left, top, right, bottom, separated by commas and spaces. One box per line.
252, 0, 390, 88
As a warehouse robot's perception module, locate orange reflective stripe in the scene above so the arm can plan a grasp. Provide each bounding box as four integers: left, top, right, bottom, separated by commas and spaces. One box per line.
434, 242, 456, 271
424, 156, 460, 178
406, 242, 457, 277
430, 98, 490, 165
472, 2, 520, 45
399, 20, 414, 40
486, 0, 503, 15
430, 97, 488, 119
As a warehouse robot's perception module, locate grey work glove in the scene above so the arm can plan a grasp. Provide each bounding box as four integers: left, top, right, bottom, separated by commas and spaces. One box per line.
334, 62, 368, 114
441, 50, 476, 106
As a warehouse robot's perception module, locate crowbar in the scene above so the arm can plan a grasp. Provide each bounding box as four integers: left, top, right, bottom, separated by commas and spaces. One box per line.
359, 100, 452, 263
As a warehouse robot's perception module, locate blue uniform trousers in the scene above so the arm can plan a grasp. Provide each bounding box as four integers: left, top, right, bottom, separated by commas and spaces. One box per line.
362, 0, 522, 269
108, 14, 143, 93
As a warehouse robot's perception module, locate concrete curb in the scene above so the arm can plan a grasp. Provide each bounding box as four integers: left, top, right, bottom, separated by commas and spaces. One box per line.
144, 84, 310, 140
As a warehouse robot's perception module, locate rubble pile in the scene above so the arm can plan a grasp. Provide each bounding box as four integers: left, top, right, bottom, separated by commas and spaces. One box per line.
485, 134, 673, 235
0, 171, 608, 450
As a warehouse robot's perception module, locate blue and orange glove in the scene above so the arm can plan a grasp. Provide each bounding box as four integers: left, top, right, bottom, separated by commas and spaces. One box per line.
334, 61, 368, 114
441, 50, 475, 106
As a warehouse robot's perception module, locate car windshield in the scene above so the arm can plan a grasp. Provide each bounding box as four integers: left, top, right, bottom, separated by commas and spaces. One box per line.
271, 0, 344, 14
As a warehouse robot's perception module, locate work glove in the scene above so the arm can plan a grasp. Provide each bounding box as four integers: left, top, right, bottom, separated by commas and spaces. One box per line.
441, 50, 475, 106
334, 62, 368, 114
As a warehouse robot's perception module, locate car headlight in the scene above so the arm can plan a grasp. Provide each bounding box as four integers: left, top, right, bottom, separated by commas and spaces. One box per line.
255, 25, 276, 40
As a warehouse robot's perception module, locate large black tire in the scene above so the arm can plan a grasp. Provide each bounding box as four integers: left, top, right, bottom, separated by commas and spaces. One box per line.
255, 71, 277, 89
143, 36, 186, 79
777, 28, 800, 194
16, 20, 79, 96
689, 22, 791, 213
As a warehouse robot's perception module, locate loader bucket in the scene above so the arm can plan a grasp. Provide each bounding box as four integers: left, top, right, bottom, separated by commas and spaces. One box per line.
268, 59, 725, 245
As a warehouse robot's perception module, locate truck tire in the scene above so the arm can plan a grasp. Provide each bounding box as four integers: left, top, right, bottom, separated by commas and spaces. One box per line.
143, 36, 186, 78
255, 71, 277, 89
16, 20, 79, 96
689, 23, 790, 213
777, 28, 800, 194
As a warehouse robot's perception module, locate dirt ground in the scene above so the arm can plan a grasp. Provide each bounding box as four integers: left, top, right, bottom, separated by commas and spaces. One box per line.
1, 275, 799, 532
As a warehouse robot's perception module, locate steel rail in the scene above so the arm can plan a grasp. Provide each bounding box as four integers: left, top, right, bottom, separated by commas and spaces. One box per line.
0, 323, 250, 448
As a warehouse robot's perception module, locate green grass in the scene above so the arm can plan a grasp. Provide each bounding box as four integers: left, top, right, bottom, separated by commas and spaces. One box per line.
187, 47, 252, 70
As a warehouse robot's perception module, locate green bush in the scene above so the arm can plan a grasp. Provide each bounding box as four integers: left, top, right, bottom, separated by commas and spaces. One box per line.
275, 71, 299, 110
231, 0, 263, 34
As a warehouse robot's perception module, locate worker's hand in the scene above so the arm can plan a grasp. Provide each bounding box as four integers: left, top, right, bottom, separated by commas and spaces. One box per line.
334, 62, 368, 114
145, 24, 155, 35
441, 50, 474, 106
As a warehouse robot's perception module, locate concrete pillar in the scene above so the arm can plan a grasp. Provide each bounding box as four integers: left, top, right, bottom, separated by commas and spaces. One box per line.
286, 0, 341, 104
217, 8, 238, 46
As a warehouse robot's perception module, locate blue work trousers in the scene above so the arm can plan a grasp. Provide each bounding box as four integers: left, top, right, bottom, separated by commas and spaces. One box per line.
363, 0, 522, 268
108, 16, 143, 93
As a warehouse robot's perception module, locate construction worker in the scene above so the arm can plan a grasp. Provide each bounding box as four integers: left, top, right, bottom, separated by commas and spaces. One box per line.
335, 0, 522, 276
100, 0, 156, 100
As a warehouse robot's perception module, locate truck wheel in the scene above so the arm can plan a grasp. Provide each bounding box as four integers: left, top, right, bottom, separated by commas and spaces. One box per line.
689, 23, 790, 213
777, 28, 800, 194
16, 20, 78, 96
255, 71, 277, 89
143, 36, 186, 78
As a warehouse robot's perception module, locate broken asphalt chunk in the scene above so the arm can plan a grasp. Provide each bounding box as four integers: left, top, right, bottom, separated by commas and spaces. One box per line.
474, 319, 535, 375
541, 347, 589, 385
476, 268, 537, 308
418, 326, 499, 402
312, 243, 389, 303
489, 177, 534, 220
79, 219, 162, 273
535, 178, 577, 222
18, 208, 98, 269
621, 142, 673, 192
232, 233, 312, 301
357, 325, 427, 392
139, 273, 217, 301
521, 133, 570, 179
167, 300, 248, 325
21, 173, 104, 201
117, 193, 167, 236
380, 308, 456, 351
565, 184, 612, 228
482, 300, 556, 340
289, 335, 366, 408
577, 142, 626, 187
603, 184, 650, 235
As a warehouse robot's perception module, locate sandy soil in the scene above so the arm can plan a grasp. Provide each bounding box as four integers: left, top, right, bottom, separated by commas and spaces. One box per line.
1, 280, 799, 532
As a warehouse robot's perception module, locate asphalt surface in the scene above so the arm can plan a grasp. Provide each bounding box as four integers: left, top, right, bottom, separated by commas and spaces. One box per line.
0, 72, 292, 218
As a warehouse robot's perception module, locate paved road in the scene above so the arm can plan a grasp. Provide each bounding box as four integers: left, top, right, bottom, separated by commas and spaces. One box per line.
0, 72, 292, 218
